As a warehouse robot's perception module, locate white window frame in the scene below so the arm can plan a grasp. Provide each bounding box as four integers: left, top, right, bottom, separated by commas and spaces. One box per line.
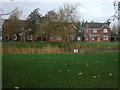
70, 35, 74, 40
28, 28, 32, 31
13, 34, 17, 40
77, 36, 81, 41
86, 37, 88, 41
91, 36, 95, 40
93, 29, 97, 33
103, 29, 108, 33
28, 35, 33, 40
103, 36, 108, 40
79, 30, 81, 32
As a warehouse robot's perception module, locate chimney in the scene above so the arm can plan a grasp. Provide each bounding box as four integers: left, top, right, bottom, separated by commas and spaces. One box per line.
106, 21, 111, 26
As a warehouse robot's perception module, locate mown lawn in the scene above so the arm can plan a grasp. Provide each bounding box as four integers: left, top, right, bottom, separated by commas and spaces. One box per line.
2, 51, 118, 88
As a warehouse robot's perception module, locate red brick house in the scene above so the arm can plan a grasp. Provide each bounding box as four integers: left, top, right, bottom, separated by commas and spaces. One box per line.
84, 22, 111, 42
37, 23, 79, 42
2, 20, 35, 42
2, 19, 79, 42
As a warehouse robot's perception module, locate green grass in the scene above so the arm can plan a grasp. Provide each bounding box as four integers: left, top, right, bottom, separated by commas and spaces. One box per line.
2, 51, 118, 88
3, 41, 119, 48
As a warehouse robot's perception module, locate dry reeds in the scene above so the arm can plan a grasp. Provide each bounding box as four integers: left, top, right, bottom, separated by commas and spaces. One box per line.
2, 42, 118, 54
2, 44, 71, 54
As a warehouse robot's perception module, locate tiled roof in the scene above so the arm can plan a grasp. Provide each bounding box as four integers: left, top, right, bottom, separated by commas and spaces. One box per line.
110, 32, 117, 36
87, 22, 107, 29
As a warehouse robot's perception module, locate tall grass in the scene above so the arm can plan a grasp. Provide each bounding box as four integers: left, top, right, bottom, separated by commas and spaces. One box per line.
2, 42, 119, 54
2, 44, 70, 54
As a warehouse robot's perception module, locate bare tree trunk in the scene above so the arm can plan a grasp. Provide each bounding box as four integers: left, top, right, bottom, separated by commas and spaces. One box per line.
21, 36, 22, 42
23, 36, 25, 42
46, 34, 47, 42
41, 36, 42, 42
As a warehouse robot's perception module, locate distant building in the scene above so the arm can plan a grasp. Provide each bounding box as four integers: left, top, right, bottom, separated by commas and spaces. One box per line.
2, 19, 80, 42
84, 22, 111, 42
110, 31, 117, 42
2, 19, 114, 42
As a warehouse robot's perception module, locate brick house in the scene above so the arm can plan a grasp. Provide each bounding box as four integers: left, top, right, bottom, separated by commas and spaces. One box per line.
2, 19, 79, 42
37, 23, 79, 42
2, 19, 36, 42
49, 24, 78, 42
84, 22, 111, 42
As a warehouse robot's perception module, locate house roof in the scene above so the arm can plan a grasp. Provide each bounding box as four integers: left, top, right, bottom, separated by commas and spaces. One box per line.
110, 31, 117, 36
87, 22, 107, 29
64, 22, 80, 30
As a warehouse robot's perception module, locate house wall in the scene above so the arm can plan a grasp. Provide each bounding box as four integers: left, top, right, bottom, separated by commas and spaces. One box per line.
48, 27, 77, 42
100, 25, 111, 42
48, 35, 63, 42
85, 25, 111, 42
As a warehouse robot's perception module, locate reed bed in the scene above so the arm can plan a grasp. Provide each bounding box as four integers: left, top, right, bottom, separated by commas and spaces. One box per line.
2, 44, 71, 54
2, 42, 119, 54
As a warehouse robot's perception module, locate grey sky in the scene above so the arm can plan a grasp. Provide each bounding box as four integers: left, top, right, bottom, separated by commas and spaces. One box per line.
1, 0, 118, 25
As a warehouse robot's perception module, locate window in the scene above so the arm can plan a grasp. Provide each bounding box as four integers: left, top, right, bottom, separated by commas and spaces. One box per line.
56, 36, 62, 40
70, 35, 74, 40
93, 29, 97, 33
28, 35, 33, 40
103, 36, 108, 40
0, 36, 2, 40
28, 28, 31, 31
79, 30, 81, 32
91, 36, 95, 40
77, 36, 81, 41
13, 34, 17, 40
50, 37, 53, 40
86, 37, 88, 41
103, 29, 108, 33
91, 36, 97, 40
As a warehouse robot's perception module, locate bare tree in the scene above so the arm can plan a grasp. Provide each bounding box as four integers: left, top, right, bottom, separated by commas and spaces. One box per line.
35, 10, 58, 41
56, 3, 80, 41
35, 24, 46, 41
44, 10, 58, 21
35, 3, 80, 41
57, 3, 80, 22
2, 8, 23, 40
9, 8, 22, 20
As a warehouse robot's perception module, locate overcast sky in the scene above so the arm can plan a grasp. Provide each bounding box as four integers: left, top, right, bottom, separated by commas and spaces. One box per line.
1, 0, 118, 25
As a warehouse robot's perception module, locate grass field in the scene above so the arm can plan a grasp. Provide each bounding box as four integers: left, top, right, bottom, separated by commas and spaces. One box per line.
2, 51, 118, 88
